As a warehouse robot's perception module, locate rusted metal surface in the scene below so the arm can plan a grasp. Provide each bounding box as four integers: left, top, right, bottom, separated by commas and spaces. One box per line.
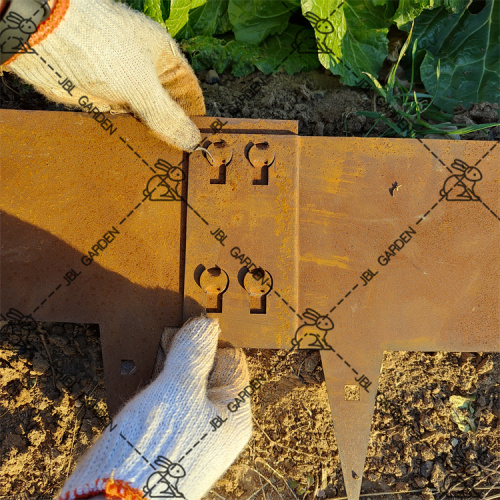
0, 110, 297, 413
182, 132, 499, 499
1, 109, 187, 412
1, 109, 499, 500
183, 133, 299, 346
298, 136, 499, 499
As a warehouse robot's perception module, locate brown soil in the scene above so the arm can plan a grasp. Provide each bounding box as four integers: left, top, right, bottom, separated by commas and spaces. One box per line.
0, 322, 108, 499
1, 68, 499, 500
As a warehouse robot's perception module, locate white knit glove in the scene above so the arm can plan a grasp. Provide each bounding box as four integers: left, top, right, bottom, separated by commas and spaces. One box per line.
3, 0, 205, 151
56, 318, 253, 500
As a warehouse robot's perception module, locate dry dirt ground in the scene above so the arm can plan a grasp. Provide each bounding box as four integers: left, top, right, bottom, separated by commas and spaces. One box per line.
1, 68, 499, 500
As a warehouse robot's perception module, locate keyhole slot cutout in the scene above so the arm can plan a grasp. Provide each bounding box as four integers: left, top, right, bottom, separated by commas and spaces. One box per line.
206, 140, 232, 185
199, 266, 229, 313
246, 141, 275, 186
242, 267, 273, 314
253, 165, 269, 186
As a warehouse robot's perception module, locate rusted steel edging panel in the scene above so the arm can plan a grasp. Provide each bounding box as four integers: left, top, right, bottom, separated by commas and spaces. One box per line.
195, 116, 299, 136
298, 136, 499, 355
298, 136, 499, 500
1, 110, 499, 500
1, 109, 189, 412
0, 110, 299, 413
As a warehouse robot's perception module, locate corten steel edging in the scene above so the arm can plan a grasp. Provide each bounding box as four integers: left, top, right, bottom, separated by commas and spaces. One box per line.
1, 110, 499, 500
182, 134, 499, 499
1, 109, 187, 412
298, 136, 499, 499
0, 110, 298, 414
184, 132, 300, 345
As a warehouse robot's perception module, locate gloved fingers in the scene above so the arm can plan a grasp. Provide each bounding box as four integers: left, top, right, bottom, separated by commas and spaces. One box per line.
126, 79, 202, 151
151, 327, 179, 380
162, 317, 220, 388
15, 55, 201, 151
206, 348, 251, 406
156, 36, 206, 117
208, 348, 249, 389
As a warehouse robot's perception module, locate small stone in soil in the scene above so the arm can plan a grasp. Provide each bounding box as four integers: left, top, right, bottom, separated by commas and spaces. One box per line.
414, 476, 428, 488
206, 70, 220, 84
430, 462, 447, 489
305, 354, 319, 372
421, 460, 434, 478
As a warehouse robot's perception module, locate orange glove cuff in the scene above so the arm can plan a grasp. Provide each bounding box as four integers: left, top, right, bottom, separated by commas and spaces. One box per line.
105, 478, 144, 500
58, 477, 143, 500
3, 0, 70, 66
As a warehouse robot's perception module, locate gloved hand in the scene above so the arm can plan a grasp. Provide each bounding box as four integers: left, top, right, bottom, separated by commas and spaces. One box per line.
2, 0, 206, 151
56, 318, 253, 500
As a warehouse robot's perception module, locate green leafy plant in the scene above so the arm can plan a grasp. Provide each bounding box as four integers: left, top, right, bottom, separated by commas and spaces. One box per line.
400, 0, 499, 113
120, 0, 499, 113
357, 24, 500, 138
287, 475, 315, 497
449, 395, 477, 432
